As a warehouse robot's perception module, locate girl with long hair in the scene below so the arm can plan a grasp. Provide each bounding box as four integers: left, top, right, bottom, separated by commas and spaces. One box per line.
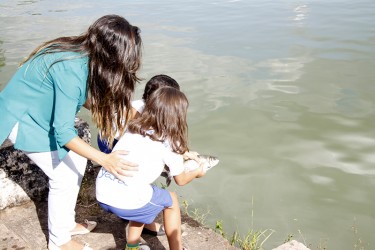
96, 87, 206, 250
0, 15, 142, 250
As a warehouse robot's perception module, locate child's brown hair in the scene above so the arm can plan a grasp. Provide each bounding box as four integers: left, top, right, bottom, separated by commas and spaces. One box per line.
128, 86, 188, 154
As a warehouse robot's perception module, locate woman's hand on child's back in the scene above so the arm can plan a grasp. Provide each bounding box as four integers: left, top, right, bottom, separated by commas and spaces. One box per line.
65, 137, 139, 180
101, 150, 139, 180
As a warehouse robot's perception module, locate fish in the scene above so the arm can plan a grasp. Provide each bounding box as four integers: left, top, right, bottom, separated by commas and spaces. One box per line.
160, 154, 219, 187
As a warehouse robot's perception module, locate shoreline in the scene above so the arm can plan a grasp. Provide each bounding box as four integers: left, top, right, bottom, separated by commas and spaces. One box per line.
0, 200, 239, 250
0, 126, 309, 249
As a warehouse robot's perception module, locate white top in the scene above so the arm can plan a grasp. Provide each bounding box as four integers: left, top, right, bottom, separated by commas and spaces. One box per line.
96, 131, 184, 209
114, 99, 145, 139
131, 99, 145, 113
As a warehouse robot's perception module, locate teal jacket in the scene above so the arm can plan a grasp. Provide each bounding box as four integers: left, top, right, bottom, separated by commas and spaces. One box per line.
0, 51, 88, 159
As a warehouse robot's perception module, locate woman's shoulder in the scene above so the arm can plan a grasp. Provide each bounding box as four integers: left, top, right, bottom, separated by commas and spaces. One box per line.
37, 51, 88, 72
54, 51, 88, 67
41, 52, 89, 89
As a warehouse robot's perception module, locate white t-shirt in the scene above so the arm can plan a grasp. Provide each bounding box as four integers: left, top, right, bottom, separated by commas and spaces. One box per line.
113, 99, 145, 139
131, 99, 145, 113
96, 131, 184, 209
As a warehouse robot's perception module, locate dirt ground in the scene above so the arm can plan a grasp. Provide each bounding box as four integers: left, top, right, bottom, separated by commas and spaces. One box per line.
74, 201, 239, 250
0, 200, 238, 250
73, 166, 239, 250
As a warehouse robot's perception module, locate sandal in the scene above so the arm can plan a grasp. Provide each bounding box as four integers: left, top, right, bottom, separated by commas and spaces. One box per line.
125, 243, 150, 250
70, 219, 97, 236
139, 243, 151, 250
48, 241, 93, 250
141, 224, 165, 236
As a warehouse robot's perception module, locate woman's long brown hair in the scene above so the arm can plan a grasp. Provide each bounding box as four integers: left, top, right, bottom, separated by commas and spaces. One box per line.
22, 15, 142, 147
128, 87, 189, 154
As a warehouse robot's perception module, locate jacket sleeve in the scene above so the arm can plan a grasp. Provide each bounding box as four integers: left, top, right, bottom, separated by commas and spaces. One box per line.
49, 61, 86, 148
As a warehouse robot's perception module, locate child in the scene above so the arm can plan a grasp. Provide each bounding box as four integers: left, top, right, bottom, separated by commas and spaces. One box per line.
97, 74, 180, 153
96, 87, 206, 250
97, 74, 192, 236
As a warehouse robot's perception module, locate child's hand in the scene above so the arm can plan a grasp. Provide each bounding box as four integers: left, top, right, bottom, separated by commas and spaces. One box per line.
183, 151, 200, 162
174, 161, 206, 186
196, 162, 207, 178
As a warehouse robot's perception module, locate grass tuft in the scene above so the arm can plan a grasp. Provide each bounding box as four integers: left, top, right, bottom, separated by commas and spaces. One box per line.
215, 220, 274, 250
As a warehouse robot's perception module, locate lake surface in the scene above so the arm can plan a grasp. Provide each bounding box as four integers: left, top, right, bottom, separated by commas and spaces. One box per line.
1, 0, 375, 249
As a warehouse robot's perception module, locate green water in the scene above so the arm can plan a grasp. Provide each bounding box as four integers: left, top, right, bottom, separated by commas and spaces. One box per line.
1, 1, 375, 249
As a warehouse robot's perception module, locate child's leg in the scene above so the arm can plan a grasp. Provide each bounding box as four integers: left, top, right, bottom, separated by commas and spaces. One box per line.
163, 191, 182, 250
127, 221, 145, 245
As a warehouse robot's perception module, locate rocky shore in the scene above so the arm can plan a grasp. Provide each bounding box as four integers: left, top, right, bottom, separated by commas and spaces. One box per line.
0, 118, 237, 249
0, 118, 309, 250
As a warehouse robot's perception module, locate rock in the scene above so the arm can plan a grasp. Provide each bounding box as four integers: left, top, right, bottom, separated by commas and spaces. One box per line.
272, 240, 311, 250
0, 118, 91, 210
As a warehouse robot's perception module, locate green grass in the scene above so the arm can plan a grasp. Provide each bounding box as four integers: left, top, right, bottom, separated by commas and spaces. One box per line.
181, 199, 210, 225
351, 218, 367, 250
182, 197, 274, 250
214, 220, 274, 250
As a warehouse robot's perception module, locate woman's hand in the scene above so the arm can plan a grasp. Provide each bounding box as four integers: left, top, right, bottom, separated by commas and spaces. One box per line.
100, 150, 138, 180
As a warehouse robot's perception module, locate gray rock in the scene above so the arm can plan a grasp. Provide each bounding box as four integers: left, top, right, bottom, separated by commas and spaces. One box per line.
0, 118, 91, 209
272, 240, 311, 250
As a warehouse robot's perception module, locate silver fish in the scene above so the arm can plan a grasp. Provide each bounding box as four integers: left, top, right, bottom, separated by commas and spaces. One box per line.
161, 155, 219, 187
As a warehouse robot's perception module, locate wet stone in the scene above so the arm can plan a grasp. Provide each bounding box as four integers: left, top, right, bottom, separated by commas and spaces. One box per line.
0, 118, 91, 210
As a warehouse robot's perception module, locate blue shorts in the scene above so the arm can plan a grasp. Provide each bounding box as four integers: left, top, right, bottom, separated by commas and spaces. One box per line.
97, 136, 118, 154
98, 185, 172, 224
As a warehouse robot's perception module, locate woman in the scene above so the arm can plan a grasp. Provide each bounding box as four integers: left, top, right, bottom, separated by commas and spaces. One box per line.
0, 15, 141, 250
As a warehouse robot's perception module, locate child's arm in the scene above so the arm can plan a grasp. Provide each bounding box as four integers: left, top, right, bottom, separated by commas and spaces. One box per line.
173, 163, 206, 186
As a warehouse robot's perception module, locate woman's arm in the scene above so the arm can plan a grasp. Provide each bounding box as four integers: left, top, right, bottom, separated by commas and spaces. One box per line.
49, 60, 138, 179
173, 163, 206, 186
65, 136, 138, 180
